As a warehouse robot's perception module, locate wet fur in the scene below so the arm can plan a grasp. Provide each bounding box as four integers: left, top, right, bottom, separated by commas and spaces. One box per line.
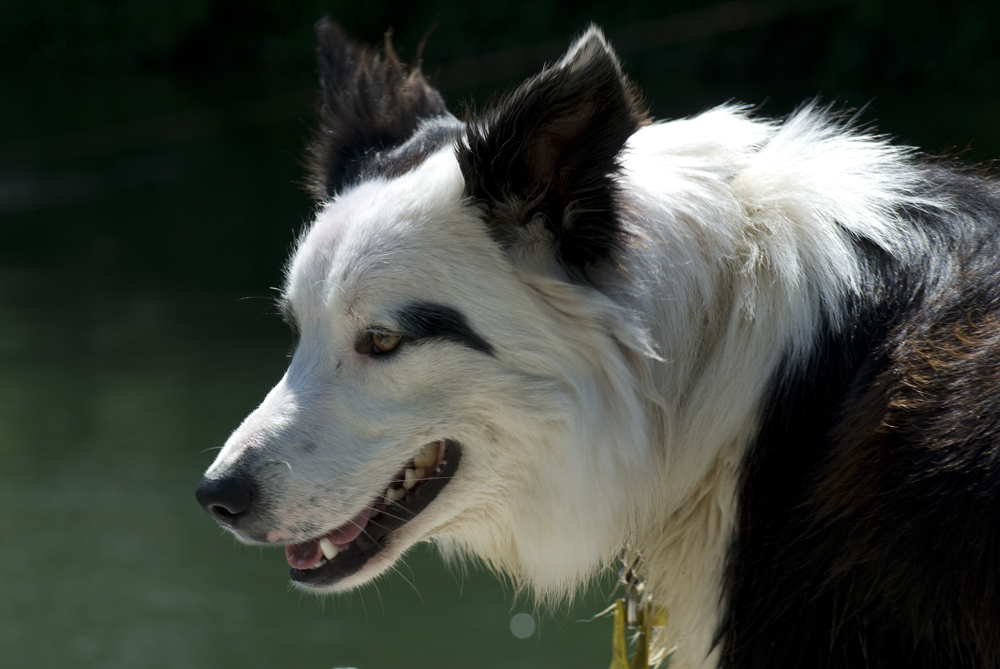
199, 20, 1000, 668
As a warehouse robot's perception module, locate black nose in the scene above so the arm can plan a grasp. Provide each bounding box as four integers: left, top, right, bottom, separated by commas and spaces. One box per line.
195, 475, 255, 527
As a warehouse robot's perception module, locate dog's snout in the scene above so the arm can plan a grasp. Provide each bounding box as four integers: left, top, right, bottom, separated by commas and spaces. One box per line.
195, 474, 255, 527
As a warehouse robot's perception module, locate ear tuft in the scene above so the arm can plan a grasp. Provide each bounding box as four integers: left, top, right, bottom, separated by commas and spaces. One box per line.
459, 26, 648, 272
306, 18, 450, 199
560, 25, 618, 74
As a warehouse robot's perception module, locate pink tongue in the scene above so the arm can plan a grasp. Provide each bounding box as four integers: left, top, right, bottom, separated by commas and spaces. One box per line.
285, 506, 373, 570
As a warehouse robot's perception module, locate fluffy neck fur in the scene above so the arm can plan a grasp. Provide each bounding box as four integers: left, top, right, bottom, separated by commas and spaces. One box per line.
447, 103, 942, 668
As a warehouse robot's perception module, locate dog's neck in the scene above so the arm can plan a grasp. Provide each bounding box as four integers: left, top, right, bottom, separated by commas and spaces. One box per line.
623, 440, 742, 669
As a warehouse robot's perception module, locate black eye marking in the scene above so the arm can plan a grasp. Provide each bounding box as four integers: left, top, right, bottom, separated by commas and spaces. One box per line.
395, 302, 494, 355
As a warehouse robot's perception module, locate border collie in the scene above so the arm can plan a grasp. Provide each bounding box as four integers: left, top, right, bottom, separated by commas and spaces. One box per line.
196, 21, 1000, 668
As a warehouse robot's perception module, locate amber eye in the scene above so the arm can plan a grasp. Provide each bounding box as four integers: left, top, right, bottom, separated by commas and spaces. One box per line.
359, 329, 402, 355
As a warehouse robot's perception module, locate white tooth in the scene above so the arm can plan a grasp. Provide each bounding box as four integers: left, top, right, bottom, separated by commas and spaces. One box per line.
385, 487, 406, 505
319, 538, 339, 561
413, 443, 438, 468
403, 468, 424, 489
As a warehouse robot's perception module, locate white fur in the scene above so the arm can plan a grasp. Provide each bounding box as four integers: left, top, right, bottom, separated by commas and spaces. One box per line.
205, 103, 944, 667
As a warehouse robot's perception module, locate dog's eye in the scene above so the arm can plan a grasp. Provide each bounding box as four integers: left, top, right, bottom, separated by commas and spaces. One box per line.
357, 330, 403, 355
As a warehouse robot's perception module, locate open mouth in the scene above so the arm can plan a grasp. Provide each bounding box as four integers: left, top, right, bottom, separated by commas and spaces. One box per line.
284, 439, 460, 587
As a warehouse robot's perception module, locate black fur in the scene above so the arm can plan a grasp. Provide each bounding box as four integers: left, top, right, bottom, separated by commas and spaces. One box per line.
458, 28, 648, 273
722, 169, 1000, 669
396, 302, 494, 356
306, 18, 452, 198
361, 116, 460, 182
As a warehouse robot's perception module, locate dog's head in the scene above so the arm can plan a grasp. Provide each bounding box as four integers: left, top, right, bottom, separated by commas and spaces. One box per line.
196, 21, 654, 596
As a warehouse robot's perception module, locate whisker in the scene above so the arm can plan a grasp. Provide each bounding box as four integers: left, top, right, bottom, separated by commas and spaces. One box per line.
379, 503, 418, 520
360, 518, 392, 534
358, 589, 369, 625
390, 563, 424, 603
362, 509, 412, 532
372, 580, 386, 619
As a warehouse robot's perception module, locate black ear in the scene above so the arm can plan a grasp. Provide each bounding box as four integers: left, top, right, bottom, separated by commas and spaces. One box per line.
459, 26, 648, 272
306, 19, 450, 198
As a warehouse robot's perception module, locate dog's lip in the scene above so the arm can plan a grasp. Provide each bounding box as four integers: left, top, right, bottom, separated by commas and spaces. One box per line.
284, 506, 373, 570
285, 440, 461, 586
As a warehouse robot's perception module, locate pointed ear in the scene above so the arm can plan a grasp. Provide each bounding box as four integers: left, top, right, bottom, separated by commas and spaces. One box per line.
459, 26, 648, 271
306, 19, 450, 198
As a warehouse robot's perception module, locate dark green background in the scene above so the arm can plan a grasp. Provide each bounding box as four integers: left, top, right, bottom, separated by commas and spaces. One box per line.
5, 0, 998, 301
1, 1, 997, 667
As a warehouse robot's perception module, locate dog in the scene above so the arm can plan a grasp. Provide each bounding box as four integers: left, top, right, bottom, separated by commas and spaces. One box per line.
196, 20, 1000, 668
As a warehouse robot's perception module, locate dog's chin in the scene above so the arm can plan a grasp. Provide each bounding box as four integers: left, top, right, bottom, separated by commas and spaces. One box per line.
285, 440, 461, 591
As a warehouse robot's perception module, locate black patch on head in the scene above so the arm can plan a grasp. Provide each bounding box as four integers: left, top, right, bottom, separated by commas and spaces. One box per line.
358, 116, 461, 182
458, 26, 648, 274
396, 302, 494, 355
306, 19, 452, 198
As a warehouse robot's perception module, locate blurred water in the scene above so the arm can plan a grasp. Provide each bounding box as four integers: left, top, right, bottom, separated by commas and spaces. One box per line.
0, 281, 616, 668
